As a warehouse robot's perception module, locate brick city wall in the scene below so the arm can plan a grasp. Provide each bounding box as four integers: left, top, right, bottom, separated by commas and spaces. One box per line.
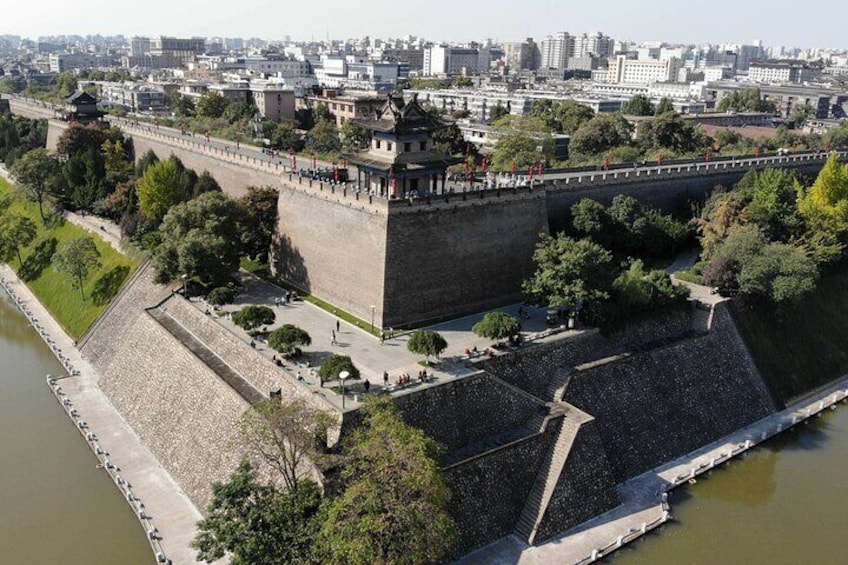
563, 302, 778, 483
383, 188, 549, 327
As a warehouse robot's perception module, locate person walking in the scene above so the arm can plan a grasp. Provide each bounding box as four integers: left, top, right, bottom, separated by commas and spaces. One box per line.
383, 371, 389, 387
331, 330, 337, 346
379, 331, 385, 345
336, 319, 340, 333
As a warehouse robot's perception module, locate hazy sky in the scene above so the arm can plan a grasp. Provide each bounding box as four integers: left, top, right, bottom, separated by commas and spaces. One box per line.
1, 0, 844, 49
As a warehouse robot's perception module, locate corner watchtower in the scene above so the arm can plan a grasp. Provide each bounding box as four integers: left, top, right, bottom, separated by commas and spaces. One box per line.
345, 93, 460, 198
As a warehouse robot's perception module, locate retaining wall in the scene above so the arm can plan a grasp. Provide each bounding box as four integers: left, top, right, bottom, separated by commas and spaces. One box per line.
393, 373, 544, 455
444, 425, 557, 556
563, 303, 777, 483
484, 306, 694, 400
80, 266, 252, 508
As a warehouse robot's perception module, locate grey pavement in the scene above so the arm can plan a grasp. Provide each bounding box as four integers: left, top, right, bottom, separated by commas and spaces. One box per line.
195, 271, 559, 412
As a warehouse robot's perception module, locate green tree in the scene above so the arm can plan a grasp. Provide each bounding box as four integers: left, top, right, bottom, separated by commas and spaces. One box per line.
406, 330, 448, 362
621, 94, 655, 116
55, 122, 111, 157
232, 305, 276, 332
270, 120, 303, 151
196, 91, 229, 119
10, 148, 60, 221
530, 99, 595, 134
305, 118, 341, 155
798, 153, 848, 224
224, 101, 257, 124
569, 113, 634, 157
135, 149, 160, 177
340, 120, 371, 152
172, 95, 195, 117
52, 236, 101, 299
193, 170, 221, 198
317, 354, 360, 381
316, 395, 456, 564
0, 213, 37, 266
239, 186, 279, 261
523, 235, 616, 317
472, 311, 521, 340
637, 112, 709, 154
452, 76, 474, 88
268, 324, 312, 356
239, 398, 333, 491
207, 287, 236, 306
742, 168, 803, 241
192, 459, 322, 565
717, 88, 777, 113
570, 198, 610, 239
654, 98, 675, 115
136, 157, 193, 222
152, 192, 247, 285
822, 122, 848, 149
489, 103, 510, 121
490, 115, 553, 169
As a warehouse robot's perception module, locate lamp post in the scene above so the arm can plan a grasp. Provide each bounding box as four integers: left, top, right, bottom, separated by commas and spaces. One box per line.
370, 305, 376, 334
339, 370, 350, 409
180, 274, 188, 297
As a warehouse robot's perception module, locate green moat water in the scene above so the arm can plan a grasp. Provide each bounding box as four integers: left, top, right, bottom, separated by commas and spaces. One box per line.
0, 288, 151, 564
613, 404, 848, 564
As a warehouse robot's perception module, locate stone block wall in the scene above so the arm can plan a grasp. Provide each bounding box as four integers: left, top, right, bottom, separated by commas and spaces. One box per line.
563, 305, 777, 483
382, 189, 549, 327
81, 266, 252, 508
535, 417, 620, 543
393, 373, 544, 454
444, 426, 556, 556
485, 306, 694, 400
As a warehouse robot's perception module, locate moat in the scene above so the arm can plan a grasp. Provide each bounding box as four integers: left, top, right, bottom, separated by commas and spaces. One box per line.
0, 288, 150, 565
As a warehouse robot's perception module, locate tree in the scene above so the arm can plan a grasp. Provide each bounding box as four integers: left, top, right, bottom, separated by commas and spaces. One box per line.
717, 88, 776, 114
172, 95, 195, 117
569, 113, 634, 157
192, 459, 321, 565
305, 118, 341, 155
0, 213, 37, 266
490, 115, 553, 169
316, 395, 456, 564
655, 98, 675, 115
798, 153, 848, 225
472, 312, 521, 340
452, 76, 474, 88
318, 354, 360, 381
406, 330, 448, 362
523, 235, 616, 318
208, 287, 236, 306
193, 171, 221, 198
340, 120, 371, 152
196, 91, 229, 119
102, 139, 133, 180
224, 101, 257, 124
270, 120, 303, 151
621, 94, 655, 116
136, 157, 193, 222
742, 168, 803, 241
268, 324, 312, 356
530, 99, 595, 135
489, 103, 510, 121
55, 122, 111, 157
239, 398, 333, 491
135, 149, 159, 177
232, 305, 276, 332
152, 192, 246, 286
52, 236, 101, 299
637, 112, 709, 154
10, 148, 60, 221
570, 198, 610, 239
239, 186, 279, 261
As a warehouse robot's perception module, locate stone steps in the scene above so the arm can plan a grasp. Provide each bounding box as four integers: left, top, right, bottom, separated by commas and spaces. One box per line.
148, 307, 266, 405
515, 413, 584, 545
544, 366, 574, 402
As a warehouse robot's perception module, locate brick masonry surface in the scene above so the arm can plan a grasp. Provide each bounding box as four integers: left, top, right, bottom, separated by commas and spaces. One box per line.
563, 303, 777, 483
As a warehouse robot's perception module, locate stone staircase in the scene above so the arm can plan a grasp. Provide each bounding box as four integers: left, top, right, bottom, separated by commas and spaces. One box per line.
147, 307, 266, 405
515, 409, 586, 545
692, 302, 713, 333
544, 366, 574, 403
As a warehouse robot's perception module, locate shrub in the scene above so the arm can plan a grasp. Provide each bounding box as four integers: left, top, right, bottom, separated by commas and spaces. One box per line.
208, 287, 236, 306
318, 354, 360, 381
232, 305, 276, 331
268, 324, 312, 356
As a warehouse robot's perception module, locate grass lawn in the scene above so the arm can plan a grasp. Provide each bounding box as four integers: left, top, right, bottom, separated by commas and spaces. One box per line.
0, 178, 139, 340
730, 270, 848, 404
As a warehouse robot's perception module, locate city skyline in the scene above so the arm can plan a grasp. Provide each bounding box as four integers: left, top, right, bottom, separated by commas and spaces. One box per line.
1, 0, 845, 50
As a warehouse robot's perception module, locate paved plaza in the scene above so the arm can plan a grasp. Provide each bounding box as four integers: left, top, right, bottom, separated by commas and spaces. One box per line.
193, 270, 563, 411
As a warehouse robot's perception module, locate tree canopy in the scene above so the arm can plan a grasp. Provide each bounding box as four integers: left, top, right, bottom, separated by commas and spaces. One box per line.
0, 213, 37, 266
10, 148, 60, 220
317, 354, 360, 381
569, 113, 634, 157
472, 312, 521, 340
621, 95, 655, 116
268, 324, 312, 356
52, 236, 102, 299
406, 330, 448, 361
316, 395, 457, 564
232, 305, 276, 332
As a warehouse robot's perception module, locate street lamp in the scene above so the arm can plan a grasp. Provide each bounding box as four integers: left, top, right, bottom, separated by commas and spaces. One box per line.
339, 370, 350, 409
370, 305, 376, 334
180, 274, 188, 297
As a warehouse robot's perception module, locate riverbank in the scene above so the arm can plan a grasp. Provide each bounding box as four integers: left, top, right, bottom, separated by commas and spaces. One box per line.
460, 374, 848, 564
0, 264, 208, 564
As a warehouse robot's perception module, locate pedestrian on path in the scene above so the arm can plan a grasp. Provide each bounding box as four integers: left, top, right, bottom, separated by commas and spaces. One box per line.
331, 330, 337, 346
379, 331, 385, 345
336, 319, 340, 333
383, 371, 389, 387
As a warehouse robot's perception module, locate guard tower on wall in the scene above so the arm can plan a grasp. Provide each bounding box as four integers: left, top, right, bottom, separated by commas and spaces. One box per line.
344, 93, 461, 198
61, 90, 105, 124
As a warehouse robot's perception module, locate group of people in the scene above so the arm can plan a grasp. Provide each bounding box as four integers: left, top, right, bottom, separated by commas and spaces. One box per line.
390, 370, 430, 387
274, 290, 298, 306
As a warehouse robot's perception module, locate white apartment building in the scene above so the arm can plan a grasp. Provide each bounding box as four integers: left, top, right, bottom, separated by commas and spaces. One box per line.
423, 45, 480, 76
607, 56, 682, 84
540, 32, 574, 70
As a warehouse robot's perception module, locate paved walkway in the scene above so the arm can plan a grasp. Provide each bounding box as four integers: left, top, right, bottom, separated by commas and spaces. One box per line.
65, 210, 123, 252
196, 272, 563, 411
0, 264, 211, 565
458, 375, 848, 565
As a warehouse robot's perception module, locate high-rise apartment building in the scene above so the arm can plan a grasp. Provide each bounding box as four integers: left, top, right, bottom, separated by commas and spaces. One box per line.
540, 32, 574, 70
